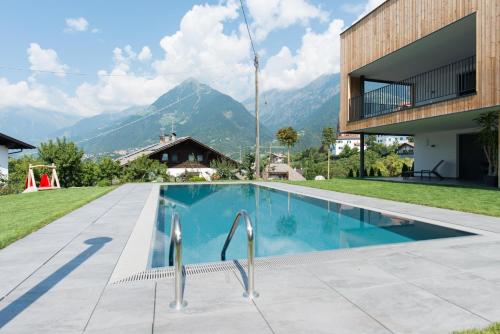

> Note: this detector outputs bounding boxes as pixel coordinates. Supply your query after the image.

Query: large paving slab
[1,182,500,334]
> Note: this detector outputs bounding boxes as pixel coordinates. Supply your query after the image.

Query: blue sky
[0,0,381,116]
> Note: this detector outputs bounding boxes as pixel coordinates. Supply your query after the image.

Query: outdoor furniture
[409,160,445,180]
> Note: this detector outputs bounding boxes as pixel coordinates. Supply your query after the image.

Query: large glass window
[171,153,178,162]
[197,154,204,162]
[161,153,168,162]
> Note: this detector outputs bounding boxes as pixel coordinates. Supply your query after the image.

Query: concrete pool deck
[1,182,500,333]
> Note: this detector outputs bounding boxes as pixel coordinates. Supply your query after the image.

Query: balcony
[349,56,476,122]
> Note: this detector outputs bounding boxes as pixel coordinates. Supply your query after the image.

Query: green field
[285,178,500,217]
[0,187,116,249]
[454,323,500,334]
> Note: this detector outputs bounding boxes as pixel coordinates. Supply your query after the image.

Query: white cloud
[138,46,152,61]
[262,19,344,90]
[356,0,385,21]
[1,1,348,117]
[65,17,89,32]
[27,43,69,77]
[341,3,365,14]
[152,0,254,100]
[246,0,329,41]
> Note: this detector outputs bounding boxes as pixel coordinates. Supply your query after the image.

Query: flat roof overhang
[347,106,500,136]
[350,13,476,82]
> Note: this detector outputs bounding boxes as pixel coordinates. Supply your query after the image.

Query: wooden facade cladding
[339,0,500,133]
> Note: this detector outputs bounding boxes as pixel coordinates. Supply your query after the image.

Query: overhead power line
[76,91,198,144]
[239,0,257,57]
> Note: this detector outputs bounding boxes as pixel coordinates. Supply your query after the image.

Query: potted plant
[474,112,498,186]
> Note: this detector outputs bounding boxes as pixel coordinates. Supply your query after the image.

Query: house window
[188,153,195,162]
[161,153,169,162]
[197,154,204,162]
[171,153,178,162]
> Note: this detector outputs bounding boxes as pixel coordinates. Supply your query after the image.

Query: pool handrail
[169,212,187,309]
[221,210,259,299]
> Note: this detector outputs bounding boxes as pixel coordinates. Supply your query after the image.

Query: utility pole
[254,54,260,179]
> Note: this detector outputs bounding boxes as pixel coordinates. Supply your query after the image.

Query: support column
[498,111,500,188]
[360,133,365,178]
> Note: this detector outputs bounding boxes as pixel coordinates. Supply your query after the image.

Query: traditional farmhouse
[117,132,238,179]
[0,132,35,180]
[340,0,500,186]
[396,143,415,158]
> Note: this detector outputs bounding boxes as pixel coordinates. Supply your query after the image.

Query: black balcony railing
[349,56,476,121]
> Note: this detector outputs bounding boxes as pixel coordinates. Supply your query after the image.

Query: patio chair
[410,160,445,180]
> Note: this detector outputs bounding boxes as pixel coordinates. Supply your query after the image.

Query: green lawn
[285,178,500,217]
[0,187,116,249]
[454,323,500,334]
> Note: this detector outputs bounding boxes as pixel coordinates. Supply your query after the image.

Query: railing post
[169,213,187,310]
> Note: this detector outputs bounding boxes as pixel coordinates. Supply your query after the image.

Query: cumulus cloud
[138,46,152,61]
[246,0,329,41]
[2,1,348,116]
[355,0,385,21]
[262,19,344,90]
[65,17,89,32]
[152,0,254,99]
[27,43,69,77]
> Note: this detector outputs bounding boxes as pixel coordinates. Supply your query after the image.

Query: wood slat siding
[339,0,500,133]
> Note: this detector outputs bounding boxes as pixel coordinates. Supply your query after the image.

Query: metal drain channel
[113,250,348,284]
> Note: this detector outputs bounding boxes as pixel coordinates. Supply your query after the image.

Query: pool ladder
[168,209,258,311]
[221,210,259,299]
[168,212,187,309]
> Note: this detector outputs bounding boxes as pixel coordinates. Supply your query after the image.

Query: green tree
[276,127,299,168]
[38,138,84,187]
[240,152,255,180]
[97,157,122,183]
[474,111,498,177]
[81,160,99,186]
[321,127,336,179]
[123,156,167,182]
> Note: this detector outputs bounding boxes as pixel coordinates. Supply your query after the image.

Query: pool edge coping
[109,181,499,284]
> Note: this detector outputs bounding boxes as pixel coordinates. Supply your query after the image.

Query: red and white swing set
[23,163,61,193]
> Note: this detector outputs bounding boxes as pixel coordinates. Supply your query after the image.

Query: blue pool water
[149,184,473,267]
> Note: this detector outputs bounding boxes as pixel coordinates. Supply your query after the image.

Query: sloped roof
[116,136,238,166]
[0,132,35,149]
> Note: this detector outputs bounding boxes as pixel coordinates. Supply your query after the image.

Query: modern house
[117,132,238,179]
[375,135,410,146]
[333,134,363,156]
[0,132,35,179]
[339,0,500,186]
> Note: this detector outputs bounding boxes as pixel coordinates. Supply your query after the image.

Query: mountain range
[244,73,340,149]
[1,73,340,155]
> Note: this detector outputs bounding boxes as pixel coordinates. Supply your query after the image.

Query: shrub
[188,176,206,182]
[377,169,382,177]
[347,169,354,178]
[369,167,375,177]
[38,138,84,187]
[210,159,237,180]
[97,157,122,183]
[122,156,167,182]
[355,169,359,177]
[97,179,112,187]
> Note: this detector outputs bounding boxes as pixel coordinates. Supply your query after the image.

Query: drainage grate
[113,250,352,284]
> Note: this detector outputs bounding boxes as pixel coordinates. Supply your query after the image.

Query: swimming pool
[149,184,473,267]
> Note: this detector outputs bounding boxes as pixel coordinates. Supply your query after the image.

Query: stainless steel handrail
[169,212,187,309]
[221,210,259,299]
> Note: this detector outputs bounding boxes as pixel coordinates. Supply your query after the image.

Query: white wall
[0,145,8,179]
[414,128,479,178]
[167,168,216,177]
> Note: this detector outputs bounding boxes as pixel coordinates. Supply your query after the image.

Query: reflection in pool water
[149,184,473,267]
